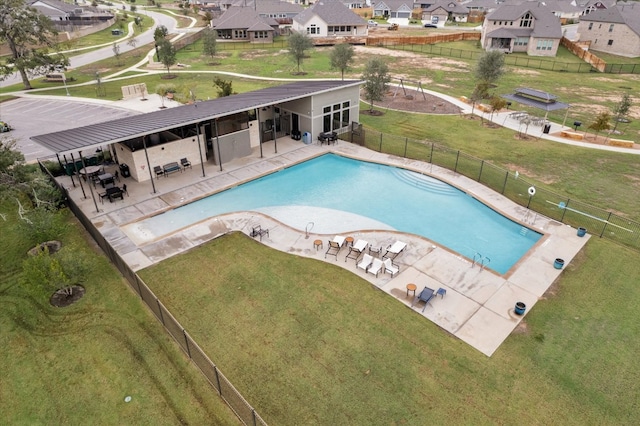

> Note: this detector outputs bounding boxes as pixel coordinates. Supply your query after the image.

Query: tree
[202,28,218,63]
[469,82,489,115]
[156,84,169,108]
[488,95,507,121]
[611,92,632,133]
[588,111,611,141]
[127,35,138,50]
[361,58,390,112]
[213,77,233,97]
[0,0,69,90]
[474,50,506,86]
[157,39,177,75]
[153,25,168,61]
[330,43,355,80]
[288,31,313,74]
[112,43,121,65]
[202,11,213,25]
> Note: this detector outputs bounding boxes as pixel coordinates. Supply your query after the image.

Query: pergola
[501,87,570,124]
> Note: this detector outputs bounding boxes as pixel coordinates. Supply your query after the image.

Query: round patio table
[78,165,102,176]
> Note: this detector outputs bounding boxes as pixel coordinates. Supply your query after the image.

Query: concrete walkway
[59,138,589,357]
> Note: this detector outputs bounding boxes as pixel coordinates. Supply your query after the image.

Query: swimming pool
[128,154,542,274]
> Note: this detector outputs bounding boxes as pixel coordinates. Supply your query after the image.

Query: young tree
[202,11,213,25]
[202,28,218,63]
[588,111,611,141]
[213,77,233,97]
[127,35,138,50]
[475,50,506,86]
[488,95,507,121]
[330,43,355,80]
[469,82,489,115]
[153,25,169,61]
[611,92,632,133]
[157,39,177,75]
[112,43,121,65]
[288,31,313,74]
[0,0,69,89]
[156,84,169,108]
[361,58,390,112]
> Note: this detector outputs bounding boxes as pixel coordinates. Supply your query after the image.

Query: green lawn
[0,203,239,425]
[138,232,640,424]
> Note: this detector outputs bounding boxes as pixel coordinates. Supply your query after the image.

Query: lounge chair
[332,235,346,247]
[367,258,384,277]
[411,286,435,312]
[382,241,407,260]
[154,166,164,179]
[250,225,269,241]
[325,240,342,260]
[357,254,373,271]
[181,158,192,170]
[345,239,368,262]
[383,258,399,277]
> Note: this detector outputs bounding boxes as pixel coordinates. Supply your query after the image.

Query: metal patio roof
[501,87,569,112]
[31,80,363,156]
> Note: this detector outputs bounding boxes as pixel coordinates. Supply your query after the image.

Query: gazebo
[501,87,570,125]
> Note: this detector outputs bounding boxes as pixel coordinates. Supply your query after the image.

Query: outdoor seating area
[162,162,182,177]
[98,185,127,203]
[411,286,436,312]
[345,239,368,263]
[318,131,338,145]
[382,241,407,260]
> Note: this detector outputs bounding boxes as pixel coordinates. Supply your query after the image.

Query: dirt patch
[50,285,85,308]
[363,87,461,115]
[353,45,469,73]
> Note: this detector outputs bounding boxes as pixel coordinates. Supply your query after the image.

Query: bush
[17,207,69,246]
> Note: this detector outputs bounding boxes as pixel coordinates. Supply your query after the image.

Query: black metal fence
[342,125,640,250]
[39,162,268,426]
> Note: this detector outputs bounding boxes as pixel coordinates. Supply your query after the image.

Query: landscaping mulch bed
[363,87,461,115]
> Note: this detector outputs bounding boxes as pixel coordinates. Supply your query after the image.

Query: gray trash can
[302,132,311,145]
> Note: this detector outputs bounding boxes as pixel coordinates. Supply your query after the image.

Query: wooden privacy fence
[561,37,606,72]
[367,32,480,46]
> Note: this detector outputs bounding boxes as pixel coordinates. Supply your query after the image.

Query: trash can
[302,132,311,145]
[119,163,130,178]
[577,227,587,237]
[543,124,551,134]
[514,302,526,315]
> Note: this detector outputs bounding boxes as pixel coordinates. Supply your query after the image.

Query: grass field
[0,203,239,425]
[138,232,640,424]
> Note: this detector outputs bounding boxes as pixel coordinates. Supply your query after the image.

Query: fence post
[478,160,484,182]
[501,170,509,194]
[600,212,612,237]
[183,330,191,358]
[214,365,222,395]
[560,198,570,222]
[156,299,165,324]
[429,142,434,163]
[404,137,408,158]
[454,150,460,173]
[252,409,257,426]
[379,133,383,152]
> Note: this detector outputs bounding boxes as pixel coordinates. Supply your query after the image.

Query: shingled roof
[212,7,278,30]
[579,3,640,37]
[486,3,562,39]
[294,1,366,26]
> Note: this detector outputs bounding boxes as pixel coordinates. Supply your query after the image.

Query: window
[536,39,553,51]
[322,101,350,132]
[609,24,614,32]
[234,30,246,38]
[588,23,593,30]
[514,37,528,46]
[520,13,532,28]
[607,39,613,46]
[307,24,319,34]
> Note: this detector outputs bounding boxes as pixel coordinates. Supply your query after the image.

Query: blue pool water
[133,154,542,274]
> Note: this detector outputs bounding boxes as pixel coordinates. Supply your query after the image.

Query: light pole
[62,73,70,96]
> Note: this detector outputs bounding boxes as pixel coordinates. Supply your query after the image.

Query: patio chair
[181,157,192,170]
[345,239,368,262]
[412,286,435,312]
[383,258,399,277]
[382,241,407,260]
[122,184,128,196]
[357,253,373,272]
[250,225,269,241]
[325,240,342,260]
[367,258,384,278]
[332,235,346,247]
[154,166,164,179]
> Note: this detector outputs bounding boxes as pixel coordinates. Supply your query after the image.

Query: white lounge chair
[367,258,384,277]
[357,254,373,271]
[383,258,399,277]
[383,241,407,260]
[333,235,346,247]
[345,239,368,262]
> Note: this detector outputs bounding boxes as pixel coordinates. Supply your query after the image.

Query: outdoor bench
[608,138,634,148]
[163,162,182,176]
[560,131,584,140]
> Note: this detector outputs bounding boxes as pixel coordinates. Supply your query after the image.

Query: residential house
[574,0,616,16]
[211,7,279,42]
[28,0,113,27]
[542,0,582,24]
[372,0,414,23]
[254,0,304,29]
[577,3,640,57]
[421,1,469,25]
[481,3,562,56]
[292,1,368,38]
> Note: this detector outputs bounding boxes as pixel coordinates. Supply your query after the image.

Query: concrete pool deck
[59,138,589,357]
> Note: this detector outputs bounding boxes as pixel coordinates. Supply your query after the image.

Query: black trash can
[119,163,130,178]
[543,124,551,134]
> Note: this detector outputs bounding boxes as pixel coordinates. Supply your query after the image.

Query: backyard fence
[39,161,268,426]
[341,124,640,250]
